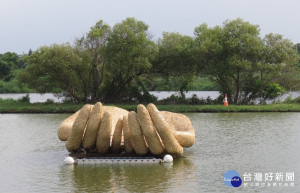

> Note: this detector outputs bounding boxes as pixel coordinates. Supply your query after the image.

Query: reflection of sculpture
[62,157,195,192]
[58,103,195,157]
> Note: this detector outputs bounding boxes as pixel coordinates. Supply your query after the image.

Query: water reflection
[61,157,195,192]
[73,165,113,192]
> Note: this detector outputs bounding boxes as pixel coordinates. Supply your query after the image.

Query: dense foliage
[1,18,299,104]
[194,19,299,104]
[0,52,31,92]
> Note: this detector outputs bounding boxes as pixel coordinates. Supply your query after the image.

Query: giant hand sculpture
[58,103,195,157]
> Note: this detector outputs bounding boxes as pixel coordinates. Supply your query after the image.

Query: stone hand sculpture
[58,102,195,157]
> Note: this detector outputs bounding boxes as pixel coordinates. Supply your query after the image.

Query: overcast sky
[0,0,299,54]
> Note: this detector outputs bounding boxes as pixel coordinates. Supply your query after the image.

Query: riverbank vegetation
[1,96,300,113]
[1,18,299,104]
[1,102,300,113]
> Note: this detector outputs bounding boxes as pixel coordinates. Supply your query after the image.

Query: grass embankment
[1,100,300,113]
[0,102,83,113]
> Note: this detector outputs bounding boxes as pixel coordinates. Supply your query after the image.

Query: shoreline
[0,103,300,113]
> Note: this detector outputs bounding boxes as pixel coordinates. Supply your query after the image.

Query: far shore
[0,103,300,114]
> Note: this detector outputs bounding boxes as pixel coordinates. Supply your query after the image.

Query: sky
[0,0,299,54]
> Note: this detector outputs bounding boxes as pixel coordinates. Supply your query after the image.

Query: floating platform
[75,157,162,165]
[67,150,167,165]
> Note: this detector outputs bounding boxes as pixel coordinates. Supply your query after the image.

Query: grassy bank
[1,101,300,113]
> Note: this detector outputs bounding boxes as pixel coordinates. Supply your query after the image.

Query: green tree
[101,17,157,102]
[194,18,299,104]
[262,33,300,91]
[296,43,300,54]
[18,21,111,102]
[18,18,157,103]
[18,44,93,101]
[75,20,111,101]
[153,32,196,97]
[28,49,33,56]
[0,52,19,81]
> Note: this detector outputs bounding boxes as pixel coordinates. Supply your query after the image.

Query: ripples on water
[0,113,299,192]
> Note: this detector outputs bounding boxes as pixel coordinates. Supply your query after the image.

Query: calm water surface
[0,113,299,192]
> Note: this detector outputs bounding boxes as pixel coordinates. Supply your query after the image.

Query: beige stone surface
[82,102,103,150]
[128,111,148,155]
[111,118,123,153]
[122,115,134,154]
[65,104,92,151]
[147,104,183,156]
[96,112,112,154]
[58,102,196,155]
[58,105,127,141]
[57,110,79,141]
[161,111,195,147]
[174,131,195,148]
[137,104,165,155]
[102,106,128,135]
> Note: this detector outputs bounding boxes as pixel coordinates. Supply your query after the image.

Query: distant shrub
[62,97,76,104]
[283,96,300,104]
[187,94,206,105]
[205,96,214,105]
[0,98,18,105]
[45,99,55,104]
[159,94,181,104]
[0,79,32,93]
[18,94,30,103]
[295,96,300,104]
[264,83,285,100]
[283,95,292,104]
[138,92,157,103]
[158,93,221,105]
[190,94,202,104]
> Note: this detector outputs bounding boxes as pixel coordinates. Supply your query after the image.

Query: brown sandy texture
[102,106,128,135]
[122,115,134,154]
[82,102,103,150]
[137,104,165,155]
[147,104,183,156]
[128,111,148,155]
[57,105,127,141]
[111,118,123,153]
[161,111,195,147]
[65,104,92,151]
[57,110,79,141]
[96,112,112,154]
[174,131,195,148]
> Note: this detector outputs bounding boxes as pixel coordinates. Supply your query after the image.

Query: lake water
[0,91,299,103]
[0,113,299,192]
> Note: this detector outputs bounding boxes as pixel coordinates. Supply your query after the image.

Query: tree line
[0,51,33,93]
[1,18,300,104]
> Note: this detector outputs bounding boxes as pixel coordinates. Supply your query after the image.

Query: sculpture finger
[82,102,103,150]
[137,104,165,155]
[66,104,92,151]
[57,110,79,141]
[96,112,112,154]
[161,111,195,147]
[128,111,148,155]
[111,118,123,153]
[122,115,134,154]
[147,104,183,156]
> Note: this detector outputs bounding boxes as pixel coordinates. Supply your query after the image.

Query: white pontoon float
[64,152,173,165]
